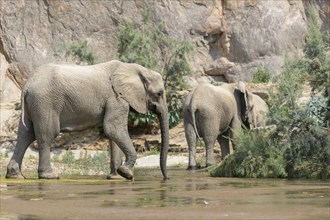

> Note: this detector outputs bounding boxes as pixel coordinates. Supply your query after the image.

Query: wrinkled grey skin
[6,60,169,180]
[183,82,254,169]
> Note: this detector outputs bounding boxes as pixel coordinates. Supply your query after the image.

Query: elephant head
[110,62,169,180]
[236,82,255,129]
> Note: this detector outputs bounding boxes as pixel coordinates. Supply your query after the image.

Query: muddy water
[0,168,329,220]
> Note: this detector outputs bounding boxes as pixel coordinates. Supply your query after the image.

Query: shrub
[284,109,330,179]
[304,4,325,60]
[251,67,271,83]
[62,40,96,65]
[267,57,307,126]
[210,129,287,178]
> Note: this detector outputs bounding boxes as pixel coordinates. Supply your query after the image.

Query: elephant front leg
[103,101,136,180]
[107,141,125,180]
[104,132,137,180]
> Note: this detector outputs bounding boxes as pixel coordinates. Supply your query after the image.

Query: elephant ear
[236,81,252,127]
[110,63,148,114]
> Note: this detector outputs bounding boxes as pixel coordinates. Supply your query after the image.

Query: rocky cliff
[0,0,329,151]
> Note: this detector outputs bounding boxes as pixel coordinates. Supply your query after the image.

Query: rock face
[0,0,328,151]
[1,0,322,90]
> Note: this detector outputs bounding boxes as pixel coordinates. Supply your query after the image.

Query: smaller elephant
[249,93,269,128]
[236,82,269,129]
[183,82,260,169]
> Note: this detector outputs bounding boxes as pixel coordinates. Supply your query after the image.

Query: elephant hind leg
[33,117,60,179]
[184,121,199,170]
[6,119,35,179]
[218,130,230,160]
[203,135,217,167]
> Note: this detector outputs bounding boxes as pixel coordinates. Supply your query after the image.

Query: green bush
[268,57,307,126]
[284,109,330,179]
[251,67,271,83]
[210,129,287,178]
[117,8,193,128]
[304,4,325,60]
[62,40,96,65]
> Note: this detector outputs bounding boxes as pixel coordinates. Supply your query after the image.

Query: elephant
[183,82,259,169]
[6,60,169,180]
[249,93,269,128]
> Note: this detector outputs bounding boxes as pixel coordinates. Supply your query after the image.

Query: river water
[0,168,329,219]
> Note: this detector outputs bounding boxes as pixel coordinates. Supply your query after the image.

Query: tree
[304,4,330,127]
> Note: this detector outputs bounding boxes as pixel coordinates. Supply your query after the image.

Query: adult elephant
[6,60,169,180]
[183,82,256,169]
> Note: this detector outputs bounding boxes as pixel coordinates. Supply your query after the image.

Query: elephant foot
[6,161,25,179]
[187,166,197,171]
[116,165,134,181]
[206,163,215,168]
[187,164,201,171]
[6,172,25,179]
[106,173,125,180]
[39,172,59,179]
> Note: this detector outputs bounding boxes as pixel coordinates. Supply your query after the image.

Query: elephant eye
[157,91,163,97]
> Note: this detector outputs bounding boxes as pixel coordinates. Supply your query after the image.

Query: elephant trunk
[157,105,169,181]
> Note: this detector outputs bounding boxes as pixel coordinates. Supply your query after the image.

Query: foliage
[251,67,271,83]
[267,58,307,126]
[284,109,330,179]
[210,129,287,178]
[62,40,96,65]
[128,111,157,128]
[147,147,159,156]
[304,4,330,127]
[117,20,158,69]
[307,96,328,126]
[117,7,194,128]
[168,91,184,128]
[304,5,325,60]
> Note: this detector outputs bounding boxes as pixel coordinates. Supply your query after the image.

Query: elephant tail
[190,103,201,139]
[21,90,27,127]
